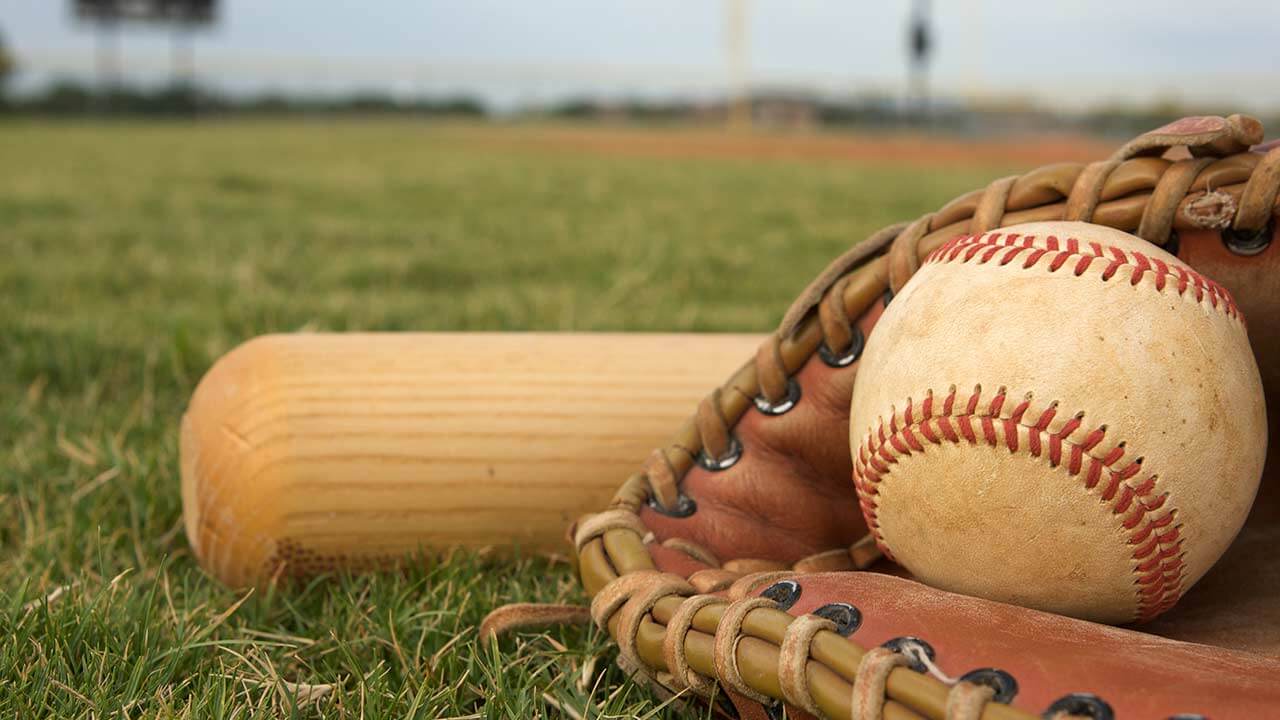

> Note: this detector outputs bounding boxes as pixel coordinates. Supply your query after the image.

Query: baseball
[849,221,1266,624]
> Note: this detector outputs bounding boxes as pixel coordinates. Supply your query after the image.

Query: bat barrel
[181,332,759,587]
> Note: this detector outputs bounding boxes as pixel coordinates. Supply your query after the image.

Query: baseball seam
[926,231,1242,322]
[853,385,1186,622]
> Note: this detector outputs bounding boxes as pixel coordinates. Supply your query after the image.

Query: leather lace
[484,114,1280,720]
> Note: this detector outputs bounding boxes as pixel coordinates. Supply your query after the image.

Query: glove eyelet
[812,602,862,636]
[1223,220,1274,256]
[647,492,697,518]
[760,580,802,610]
[697,436,742,471]
[1043,693,1114,720]
[881,636,935,672]
[755,378,801,415]
[958,668,1018,704]
[818,326,865,368]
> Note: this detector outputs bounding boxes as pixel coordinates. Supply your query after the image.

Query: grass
[0,118,1019,718]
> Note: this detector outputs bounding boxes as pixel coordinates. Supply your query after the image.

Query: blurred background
[2,0,1277,132]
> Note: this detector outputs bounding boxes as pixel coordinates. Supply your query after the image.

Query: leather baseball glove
[483,115,1280,719]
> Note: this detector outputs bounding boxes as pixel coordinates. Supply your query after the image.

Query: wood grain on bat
[181,332,760,587]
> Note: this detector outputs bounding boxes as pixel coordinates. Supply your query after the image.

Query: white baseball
[849,221,1266,624]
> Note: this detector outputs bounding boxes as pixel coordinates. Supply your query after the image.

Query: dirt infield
[465,123,1117,168]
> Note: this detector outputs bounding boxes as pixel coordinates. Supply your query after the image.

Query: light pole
[725,0,750,130]
[907,0,933,121]
[73,1,219,112]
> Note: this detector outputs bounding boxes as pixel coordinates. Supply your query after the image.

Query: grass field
[0,118,1037,718]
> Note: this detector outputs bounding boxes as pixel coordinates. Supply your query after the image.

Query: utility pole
[907,0,933,121]
[725,0,750,131]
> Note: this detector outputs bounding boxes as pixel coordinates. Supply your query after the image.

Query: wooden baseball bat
[181,332,760,587]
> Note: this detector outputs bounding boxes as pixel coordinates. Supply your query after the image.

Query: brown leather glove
[486,115,1280,719]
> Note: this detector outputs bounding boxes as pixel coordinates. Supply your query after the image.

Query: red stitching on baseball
[925,232,1242,321]
[852,385,1187,622]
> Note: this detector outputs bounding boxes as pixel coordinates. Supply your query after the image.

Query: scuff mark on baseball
[850,221,1266,624]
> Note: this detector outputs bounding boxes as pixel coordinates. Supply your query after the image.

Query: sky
[2,0,1278,112]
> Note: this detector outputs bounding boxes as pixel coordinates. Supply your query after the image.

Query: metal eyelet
[1043,693,1115,720]
[760,580,802,610]
[1223,221,1274,256]
[647,493,697,518]
[958,668,1018,704]
[818,326,865,368]
[697,436,742,471]
[812,602,862,636]
[881,636,935,672]
[755,378,801,415]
